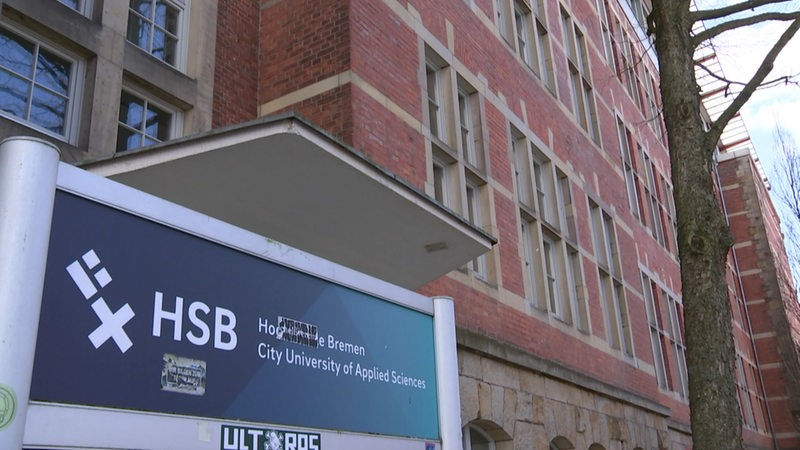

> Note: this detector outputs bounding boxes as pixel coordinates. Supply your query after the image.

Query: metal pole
[433,296,463,450]
[0,137,60,449]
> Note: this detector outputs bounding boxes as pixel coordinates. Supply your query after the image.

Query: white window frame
[57,0,94,16]
[127,0,189,70]
[0,22,83,144]
[514,0,532,66]
[562,9,599,142]
[457,77,484,171]
[495,0,513,44]
[515,129,584,324]
[590,202,633,356]
[116,86,182,153]
[617,118,641,220]
[426,60,444,142]
[466,180,488,280]
[463,424,496,450]
[642,274,668,389]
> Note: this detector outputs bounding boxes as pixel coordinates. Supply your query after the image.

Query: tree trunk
[650,1,744,449]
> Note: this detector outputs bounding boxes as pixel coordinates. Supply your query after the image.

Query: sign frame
[15,161,461,450]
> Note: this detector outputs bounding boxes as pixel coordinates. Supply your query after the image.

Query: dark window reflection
[127,0,180,66]
[0,27,73,136]
[116,90,173,153]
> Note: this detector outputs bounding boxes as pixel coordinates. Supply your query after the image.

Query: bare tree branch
[693,0,794,22]
[694,11,800,45]
[695,60,800,91]
[706,17,800,146]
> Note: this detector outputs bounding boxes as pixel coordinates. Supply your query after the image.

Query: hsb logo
[66,249,238,354]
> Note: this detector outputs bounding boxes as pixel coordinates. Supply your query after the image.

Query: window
[667,294,688,397]
[561,9,599,142]
[640,151,665,245]
[457,77,485,170]
[590,202,633,356]
[0,25,80,141]
[127,0,184,67]
[495,0,513,44]
[645,72,666,141]
[617,118,641,219]
[463,424,496,450]
[514,128,586,328]
[532,0,555,92]
[514,1,533,66]
[626,0,649,32]
[513,128,534,210]
[642,274,669,390]
[116,89,178,152]
[597,0,613,63]
[425,49,451,145]
[511,0,554,91]
[424,49,491,282]
[466,179,488,280]
[58,0,92,16]
[661,174,678,252]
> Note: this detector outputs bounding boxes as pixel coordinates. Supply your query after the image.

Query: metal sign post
[0,137,60,450]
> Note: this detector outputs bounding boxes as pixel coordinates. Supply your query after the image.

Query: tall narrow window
[542,234,560,316]
[514,1,532,66]
[466,180,488,280]
[128,0,184,67]
[617,119,641,219]
[0,26,80,140]
[495,0,513,44]
[643,275,668,389]
[597,0,613,63]
[667,295,688,397]
[515,129,583,325]
[424,50,491,283]
[116,89,176,152]
[457,77,484,170]
[533,0,555,92]
[591,202,633,356]
[513,128,534,210]
[562,9,599,142]
[426,61,443,141]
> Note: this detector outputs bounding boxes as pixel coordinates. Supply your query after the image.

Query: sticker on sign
[221,425,320,450]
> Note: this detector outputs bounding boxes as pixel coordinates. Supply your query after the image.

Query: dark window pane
[30,86,67,134]
[0,70,30,118]
[0,28,35,78]
[151,30,176,64]
[116,126,141,152]
[36,49,71,96]
[157,1,180,34]
[144,103,170,140]
[58,0,80,10]
[127,14,151,50]
[119,91,145,130]
[130,0,153,19]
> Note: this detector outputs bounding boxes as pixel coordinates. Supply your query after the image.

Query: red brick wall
[259,0,352,106]
[213,0,260,127]
[719,154,800,449]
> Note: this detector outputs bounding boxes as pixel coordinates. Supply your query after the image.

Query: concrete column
[0,137,60,449]
[433,296,463,450]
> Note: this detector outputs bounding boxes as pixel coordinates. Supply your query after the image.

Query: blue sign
[31,190,439,439]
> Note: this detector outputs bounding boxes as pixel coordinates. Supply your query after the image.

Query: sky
[695,1,800,172]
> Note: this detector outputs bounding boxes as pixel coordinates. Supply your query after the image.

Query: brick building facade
[1,0,798,448]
